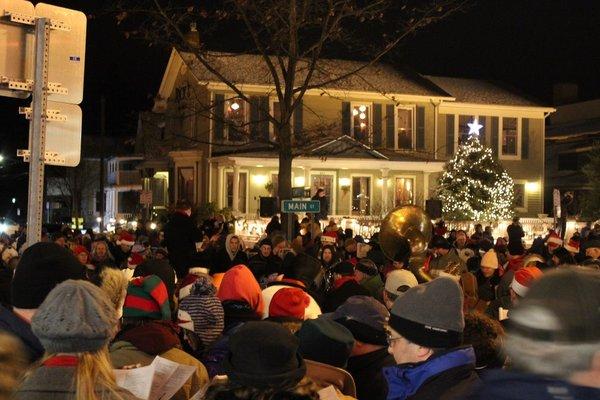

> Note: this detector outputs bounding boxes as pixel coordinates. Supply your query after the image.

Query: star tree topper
[468,118,483,137]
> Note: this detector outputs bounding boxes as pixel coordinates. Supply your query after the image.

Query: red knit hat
[511,267,542,298]
[127,253,144,269]
[268,288,310,320]
[564,237,580,254]
[547,231,563,247]
[118,232,135,247]
[72,245,89,263]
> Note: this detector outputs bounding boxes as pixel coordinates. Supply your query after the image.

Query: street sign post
[0,1,86,246]
[281,200,321,213]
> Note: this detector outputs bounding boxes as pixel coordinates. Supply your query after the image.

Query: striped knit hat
[178,275,225,347]
[123,275,171,321]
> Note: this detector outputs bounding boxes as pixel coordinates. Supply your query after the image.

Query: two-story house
[138,49,554,219]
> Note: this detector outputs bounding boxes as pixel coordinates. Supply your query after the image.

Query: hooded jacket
[211,235,248,274]
[384,347,480,400]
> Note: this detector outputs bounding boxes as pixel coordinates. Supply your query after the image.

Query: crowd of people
[0,203,598,400]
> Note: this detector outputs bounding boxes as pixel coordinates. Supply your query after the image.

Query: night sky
[1,0,599,217]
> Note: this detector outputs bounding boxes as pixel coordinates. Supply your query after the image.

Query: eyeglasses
[386,332,403,345]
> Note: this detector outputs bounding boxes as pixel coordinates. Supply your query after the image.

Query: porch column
[381,168,389,214]
[304,167,311,189]
[217,166,224,208]
[423,172,430,207]
[232,164,240,213]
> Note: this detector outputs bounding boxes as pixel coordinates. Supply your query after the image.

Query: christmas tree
[436,120,515,221]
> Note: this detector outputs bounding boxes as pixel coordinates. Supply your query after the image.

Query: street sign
[18,101,82,166]
[281,200,321,213]
[0,0,35,98]
[36,3,86,104]
[140,190,152,205]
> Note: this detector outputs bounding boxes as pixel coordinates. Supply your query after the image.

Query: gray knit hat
[389,277,464,348]
[32,280,118,353]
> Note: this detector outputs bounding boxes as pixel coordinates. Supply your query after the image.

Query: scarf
[119,320,181,355]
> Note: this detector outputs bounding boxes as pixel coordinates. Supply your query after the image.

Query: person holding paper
[15,280,140,400]
[110,275,209,400]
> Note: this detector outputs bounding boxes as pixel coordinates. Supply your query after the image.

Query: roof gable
[309,135,388,159]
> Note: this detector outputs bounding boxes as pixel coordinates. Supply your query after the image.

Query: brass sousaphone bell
[379,205,433,281]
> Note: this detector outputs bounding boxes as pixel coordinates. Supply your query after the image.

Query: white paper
[115,356,197,400]
[499,307,509,321]
[114,364,155,400]
[318,385,340,400]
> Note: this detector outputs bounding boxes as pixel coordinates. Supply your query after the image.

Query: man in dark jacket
[247,238,280,283]
[0,242,86,363]
[332,296,395,400]
[312,188,329,221]
[385,277,480,400]
[471,268,600,400]
[324,261,370,312]
[163,200,203,278]
[507,216,525,245]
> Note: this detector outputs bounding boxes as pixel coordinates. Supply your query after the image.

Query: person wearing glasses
[383,277,480,400]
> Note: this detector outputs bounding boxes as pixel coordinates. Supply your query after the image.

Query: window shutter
[373,103,382,147]
[479,116,486,145]
[386,104,395,148]
[416,106,425,150]
[445,114,455,156]
[491,116,499,157]
[521,118,529,159]
[342,102,351,136]
[250,96,260,139]
[214,93,224,141]
[294,99,303,141]
[259,96,270,140]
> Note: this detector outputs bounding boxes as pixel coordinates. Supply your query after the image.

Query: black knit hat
[296,317,354,368]
[430,236,451,250]
[331,261,355,276]
[223,321,306,389]
[331,295,389,346]
[355,259,378,276]
[11,242,86,309]
[285,253,321,286]
[389,277,464,349]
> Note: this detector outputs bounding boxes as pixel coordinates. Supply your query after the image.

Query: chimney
[185,22,200,50]
[552,83,578,105]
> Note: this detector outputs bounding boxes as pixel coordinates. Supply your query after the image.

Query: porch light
[359,105,367,112]
[294,176,305,187]
[252,174,268,185]
[339,177,351,188]
[525,181,540,193]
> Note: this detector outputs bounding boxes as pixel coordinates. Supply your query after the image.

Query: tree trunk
[278,122,294,241]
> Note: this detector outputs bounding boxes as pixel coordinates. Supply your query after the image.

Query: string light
[437,136,515,221]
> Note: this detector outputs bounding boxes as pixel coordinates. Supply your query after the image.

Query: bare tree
[113,0,468,233]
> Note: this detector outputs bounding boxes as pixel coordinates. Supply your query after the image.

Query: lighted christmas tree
[436,119,515,221]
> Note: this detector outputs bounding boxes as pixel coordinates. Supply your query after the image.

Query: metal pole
[26,18,50,247]
[99,96,106,231]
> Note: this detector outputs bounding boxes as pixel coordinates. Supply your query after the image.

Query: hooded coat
[211,234,248,274]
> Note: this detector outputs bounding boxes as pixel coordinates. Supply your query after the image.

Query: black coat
[211,247,248,274]
[247,253,281,280]
[312,195,329,220]
[163,212,203,278]
[408,364,480,400]
[507,223,525,244]
[324,279,371,312]
[347,347,395,400]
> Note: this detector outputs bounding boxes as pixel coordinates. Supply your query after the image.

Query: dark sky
[1,0,600,216]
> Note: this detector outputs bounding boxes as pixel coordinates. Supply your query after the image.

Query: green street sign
[281,200,321,213]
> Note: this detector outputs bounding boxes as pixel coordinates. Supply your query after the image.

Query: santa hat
[117,232,135,247]
[564,237,580,254]
[511,267,542,298]
[127,253,144,269]
[547,231,563,247]
[268,287,310,321]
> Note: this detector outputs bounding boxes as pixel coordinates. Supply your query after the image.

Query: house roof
[309,135,388,159]
[179,51,451,98]
[546,117,600,140]
[425,76,546,107]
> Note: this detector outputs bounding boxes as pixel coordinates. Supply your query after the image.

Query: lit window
[458,115,475,145]
[351,104,371,144]
[501,117,518,156]
[352,176,371,215]
[394,177,414,206]
[397,107,414,149]
[225,98,249,141]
